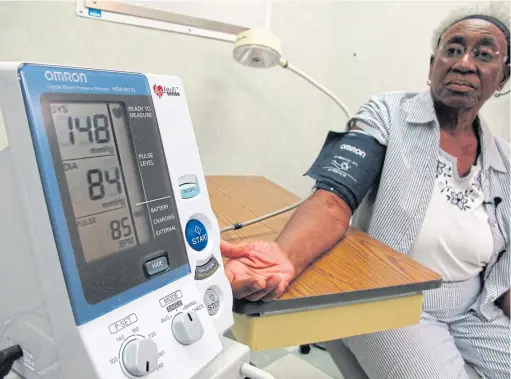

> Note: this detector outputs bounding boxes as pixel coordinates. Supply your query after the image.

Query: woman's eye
[476,50,494,62]
[446,46,463,56]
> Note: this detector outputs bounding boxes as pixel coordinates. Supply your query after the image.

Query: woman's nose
[452,51,477,73]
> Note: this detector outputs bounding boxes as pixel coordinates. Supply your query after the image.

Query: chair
[305,341,482,379]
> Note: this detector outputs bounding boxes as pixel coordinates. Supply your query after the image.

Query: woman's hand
[220,239,296,302]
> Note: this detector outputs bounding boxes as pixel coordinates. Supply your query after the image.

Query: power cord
[240,363,276,379]
[0,345,23,379]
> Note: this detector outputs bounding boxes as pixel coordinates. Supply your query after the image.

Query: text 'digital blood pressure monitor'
[2,63,233,379]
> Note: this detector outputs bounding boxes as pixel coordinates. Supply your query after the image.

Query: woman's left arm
[496,290,510,317]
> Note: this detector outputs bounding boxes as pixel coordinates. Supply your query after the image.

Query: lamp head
[233,29,283,68]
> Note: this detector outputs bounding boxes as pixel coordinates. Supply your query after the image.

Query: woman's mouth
[446,81,474,92]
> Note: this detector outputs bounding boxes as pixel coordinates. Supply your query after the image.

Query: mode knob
[122,338,158,377]
[171,311,204,345]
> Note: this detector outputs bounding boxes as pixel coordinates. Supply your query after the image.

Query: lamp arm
[279,58,352,120]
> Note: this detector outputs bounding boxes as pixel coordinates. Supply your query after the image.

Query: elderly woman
[220,3,510,379]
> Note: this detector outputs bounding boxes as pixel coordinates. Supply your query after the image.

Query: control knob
[122,338,158,377]
[172,311,204,345]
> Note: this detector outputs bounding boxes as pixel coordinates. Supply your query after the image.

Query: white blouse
[408,149,494,281]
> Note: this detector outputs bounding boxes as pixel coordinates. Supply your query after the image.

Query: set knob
[120,311,204,376]
[122,338,158,377]
[171,311,204,345]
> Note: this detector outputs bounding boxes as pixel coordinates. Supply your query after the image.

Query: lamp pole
[278,58,351,119]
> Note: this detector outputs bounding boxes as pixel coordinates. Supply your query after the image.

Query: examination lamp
[233,29,352,120]
[221,29,352,233]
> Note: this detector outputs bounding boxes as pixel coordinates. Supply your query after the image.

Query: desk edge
[233,278,442,315]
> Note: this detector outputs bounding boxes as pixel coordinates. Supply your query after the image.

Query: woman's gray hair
[431,2,510,53]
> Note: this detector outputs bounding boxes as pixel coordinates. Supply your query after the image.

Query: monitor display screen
[19,64,192,308]
[50,102,152,262]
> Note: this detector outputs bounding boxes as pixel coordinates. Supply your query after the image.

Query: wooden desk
[206,175,442,351]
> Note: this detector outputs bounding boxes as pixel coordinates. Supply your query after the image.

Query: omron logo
[340,144,366,158]
[44,71,87,83]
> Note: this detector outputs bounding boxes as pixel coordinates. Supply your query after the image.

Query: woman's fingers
[244,275,282,302]
[260,279,287,302]
[220,240,247,258]
[224,265,235,283]
[230,276,266,299]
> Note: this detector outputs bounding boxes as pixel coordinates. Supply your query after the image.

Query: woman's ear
[499,63,510,90]
[429,54,435,81]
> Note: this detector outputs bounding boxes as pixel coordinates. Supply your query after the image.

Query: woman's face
[429,19,509,109]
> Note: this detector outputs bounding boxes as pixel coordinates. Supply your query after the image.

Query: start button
[185,219,208,251]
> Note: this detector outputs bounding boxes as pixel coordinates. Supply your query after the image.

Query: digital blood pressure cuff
[304,130,386,212]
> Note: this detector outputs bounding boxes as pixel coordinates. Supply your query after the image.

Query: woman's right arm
[276,188,353,278]
[221,188,354,301]
[222,95,392,300]
[222,129,385,301]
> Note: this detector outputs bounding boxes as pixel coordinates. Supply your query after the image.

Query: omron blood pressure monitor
[0,63,232,379]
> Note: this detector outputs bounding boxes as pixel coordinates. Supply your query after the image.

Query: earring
[427,79,431,86]
[494,90,502,97]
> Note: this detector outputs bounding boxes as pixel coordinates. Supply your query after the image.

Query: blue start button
[185,219,208,251]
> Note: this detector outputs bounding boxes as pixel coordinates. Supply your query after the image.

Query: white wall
[0,1,509,198]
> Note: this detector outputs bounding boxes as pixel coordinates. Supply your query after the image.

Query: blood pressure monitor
[0,63,233,379]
